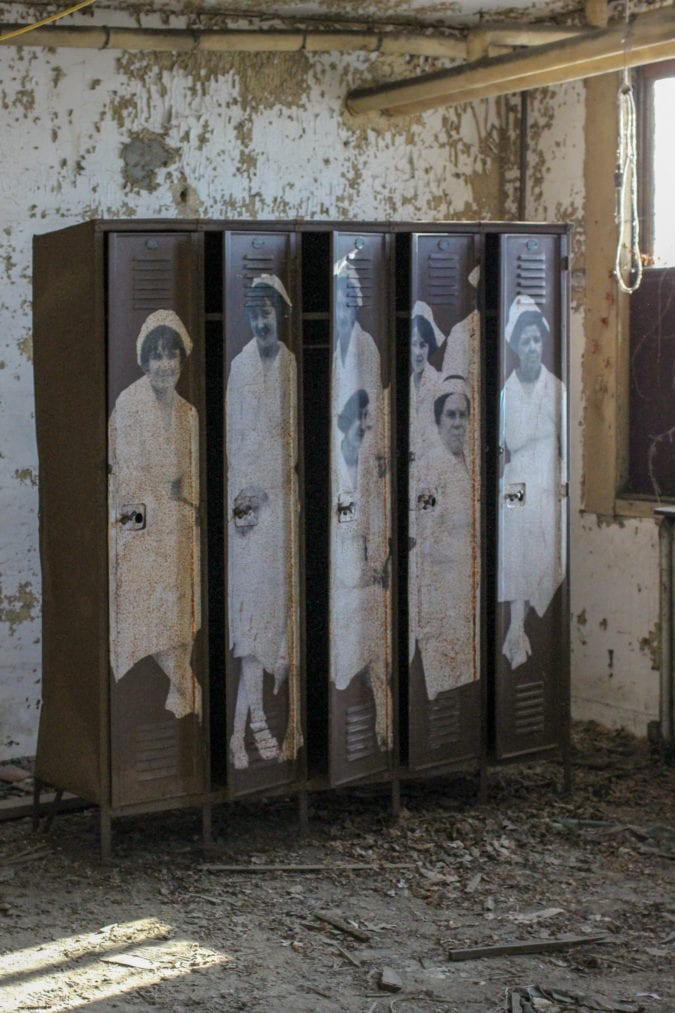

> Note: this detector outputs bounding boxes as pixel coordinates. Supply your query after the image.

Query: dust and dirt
[0,722,673,1012]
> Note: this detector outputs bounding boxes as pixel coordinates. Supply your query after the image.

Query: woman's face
[515,323,543,381]
[411,326,430,376]
[146,340,181,395]
[344,404,371,455]
[249,297,279,353]
[438,393,469,456]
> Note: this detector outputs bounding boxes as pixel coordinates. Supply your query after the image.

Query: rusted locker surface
[494,232,569,760]
[407,233,482,771]
[329,231,395,785]
[34,222,109,803]
[107,231,207,808]
[223,230,305,796]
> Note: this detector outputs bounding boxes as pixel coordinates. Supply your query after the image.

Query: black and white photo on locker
[226,271,302,773]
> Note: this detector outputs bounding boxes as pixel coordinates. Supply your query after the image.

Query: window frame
[637,58,675,269]
[583,67,675,518]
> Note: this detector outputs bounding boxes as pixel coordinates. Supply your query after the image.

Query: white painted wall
[525,81,661,736]
[0,9,504,760]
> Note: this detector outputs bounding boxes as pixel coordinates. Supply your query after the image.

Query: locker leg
[478,760,489,804]
[32,777,43,832]
[390,777,401,819]
[298,790,309,832]
[561,742,573,796]
[202,804,215,853]
[43,788,64,832]
[99,808,112,864]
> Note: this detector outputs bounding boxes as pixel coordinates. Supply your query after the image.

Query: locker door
[407,233,482,771]
[223,231,305,796]
[494,233,569,760]
[329,231,395,785]
[107,231,206,808]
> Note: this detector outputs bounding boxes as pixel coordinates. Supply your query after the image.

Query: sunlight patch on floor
[0,916,233,1011]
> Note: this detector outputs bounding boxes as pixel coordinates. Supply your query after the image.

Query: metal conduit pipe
[0,20,590,57]
[518,90,528,222]
[654,507,675,758]
[0,23,467,56]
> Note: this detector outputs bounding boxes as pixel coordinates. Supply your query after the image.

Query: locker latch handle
[417,488,437,512]
[337,493,356,523]
[504,483,526,505]
[118,504,146,529]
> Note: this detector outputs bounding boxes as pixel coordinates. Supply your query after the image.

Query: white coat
[330,322,390,690]
[226,338,299,675]
[498,364,567,617]
[108,375,201,680]
[408,365,442,664]
[414,428,477,699]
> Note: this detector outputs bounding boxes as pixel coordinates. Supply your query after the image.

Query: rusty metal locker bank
[32,219,571,856]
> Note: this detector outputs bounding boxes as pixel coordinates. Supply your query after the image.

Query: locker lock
[417,488,437,512]
[504,483,526,505]
[118,504,146,529]
[337,493,357,523]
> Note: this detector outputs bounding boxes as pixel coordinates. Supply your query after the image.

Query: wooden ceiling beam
[347,6,675,116]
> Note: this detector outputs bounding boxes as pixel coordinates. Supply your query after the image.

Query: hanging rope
[614,4,643,294]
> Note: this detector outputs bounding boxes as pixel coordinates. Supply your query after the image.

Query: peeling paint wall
[2,5,661,758]
[524,79,660,736]
[0,8,507,760]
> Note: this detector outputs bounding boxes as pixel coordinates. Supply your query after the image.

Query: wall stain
[639,623,660,671]
[171,178,201,216]
[122,130,178,191]
[17,334,33,363]
[14,468,38,488]
[0,580,38,636]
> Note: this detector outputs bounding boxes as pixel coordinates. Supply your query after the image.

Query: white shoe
[230,733,249,770]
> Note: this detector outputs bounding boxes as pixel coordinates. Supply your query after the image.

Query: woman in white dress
[415,376,476,697]
[226,274,300,769]
[108,310,201,721]
[498,295,567,670]
[330,257,392,751]
[408,311,441,666]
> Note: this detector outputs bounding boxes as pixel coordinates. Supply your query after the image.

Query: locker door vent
[242,252,275,287]
[425,251,459,307]
[345,700,376,763]
[515,253,546,303]
[514,681,545,736]
[132,257,173,311]
[429,693,461,751]
[346,254,374,309]
[135,723,178,782]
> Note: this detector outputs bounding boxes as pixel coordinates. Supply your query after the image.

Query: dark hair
[509,309,547,350]
[411,314,438,356]
[434,390,471,427]
[139,326,187,371]
[337,388,369,433]
[245,283,288,323]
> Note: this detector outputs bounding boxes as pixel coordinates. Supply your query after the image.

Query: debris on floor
[0,722,672,1012]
